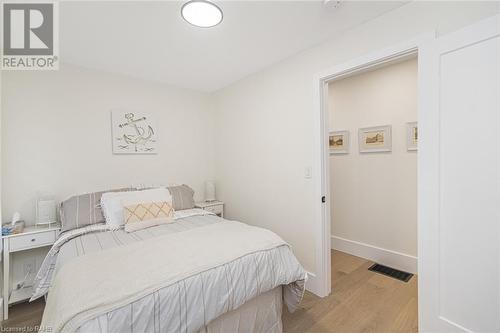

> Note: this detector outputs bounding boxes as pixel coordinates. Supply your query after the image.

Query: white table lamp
[205,181,216,202]
[36,196,57,226]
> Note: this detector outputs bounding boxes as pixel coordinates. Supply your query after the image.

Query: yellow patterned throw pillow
[123,201,174,232]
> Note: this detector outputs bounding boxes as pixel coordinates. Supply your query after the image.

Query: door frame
[310,32,434,298]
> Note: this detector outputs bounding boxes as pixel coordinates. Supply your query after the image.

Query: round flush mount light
[181,0,223,28]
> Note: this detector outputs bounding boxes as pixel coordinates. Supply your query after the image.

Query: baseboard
[331,235,417,274]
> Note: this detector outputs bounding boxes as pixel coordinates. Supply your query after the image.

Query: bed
[32,207,307,333]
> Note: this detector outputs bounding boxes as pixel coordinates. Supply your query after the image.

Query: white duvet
[37,214,306,333]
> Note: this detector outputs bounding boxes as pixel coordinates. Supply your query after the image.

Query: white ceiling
[60,1,407,92]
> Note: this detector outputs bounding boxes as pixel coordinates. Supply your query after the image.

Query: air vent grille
[368,263,413,282]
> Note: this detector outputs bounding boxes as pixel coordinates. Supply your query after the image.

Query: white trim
[304,271,322,296]
[416,32,438,332]
[312,32,434,299]
[331,236,417,274]
[312,74,331,298]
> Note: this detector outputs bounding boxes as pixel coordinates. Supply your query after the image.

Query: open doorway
[326,56,418,328]
[328,57,418,274]
[311,36,430,300]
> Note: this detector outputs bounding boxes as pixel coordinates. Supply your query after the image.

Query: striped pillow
[167,185,195,210]
[60,188,130,233]
[123,201,174,232]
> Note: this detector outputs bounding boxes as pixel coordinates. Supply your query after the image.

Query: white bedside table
[2,225,60,320]
[195,201,224,218]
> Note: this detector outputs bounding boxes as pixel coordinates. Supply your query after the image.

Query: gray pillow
[167,185,195,210]
[60,188,130,233]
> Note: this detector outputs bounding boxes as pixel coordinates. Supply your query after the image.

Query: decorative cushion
[167,184,195,210]
[100,188,172,229]
[123,201,174,232]
[60,187,130,233]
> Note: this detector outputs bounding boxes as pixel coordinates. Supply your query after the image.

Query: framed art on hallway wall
[406,122,418,151]
[329,130,350,155]
[358,125,392,153]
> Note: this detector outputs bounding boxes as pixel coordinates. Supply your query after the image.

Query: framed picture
[111,109,158,154]
[406,121,418,151]
[329,130,349,154]
[358,125,392,153]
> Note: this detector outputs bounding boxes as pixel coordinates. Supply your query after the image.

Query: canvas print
[359,125,392,153]
[111,110,157,154]
[407,122,418,151]
[329,130,349,154]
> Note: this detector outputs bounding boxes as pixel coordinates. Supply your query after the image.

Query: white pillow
[101,188,172,229]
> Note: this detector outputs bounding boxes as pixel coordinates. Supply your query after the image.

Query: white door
[419,14,500,333]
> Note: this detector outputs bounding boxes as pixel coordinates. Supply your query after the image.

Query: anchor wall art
[111,110,158,154]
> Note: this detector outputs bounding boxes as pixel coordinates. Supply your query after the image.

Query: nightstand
[195,201,224,218]
[2,225,60,320]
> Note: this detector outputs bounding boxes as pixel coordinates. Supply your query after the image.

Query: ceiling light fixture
[181,0,223,28]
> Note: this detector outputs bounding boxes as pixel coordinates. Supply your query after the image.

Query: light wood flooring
[283,250,418,333]
[1,250,417,332]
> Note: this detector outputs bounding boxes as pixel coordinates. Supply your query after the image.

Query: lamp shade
[36,197,57,225]
[205,181,216,202]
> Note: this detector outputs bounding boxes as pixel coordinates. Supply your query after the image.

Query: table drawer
[9,231,56,252]
[205,205,223,215]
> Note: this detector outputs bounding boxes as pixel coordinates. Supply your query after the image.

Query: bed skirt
[75,287,283,333]
[200,287,283,333]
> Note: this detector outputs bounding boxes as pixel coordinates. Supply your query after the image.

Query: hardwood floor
[0,297,44,330]
[1,250,417,333]
[283,250,418,333]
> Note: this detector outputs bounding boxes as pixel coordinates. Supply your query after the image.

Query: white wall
[1,64,215,289]
[329,59,417,268]
[1,64,214,224]
[212,1,499,274]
